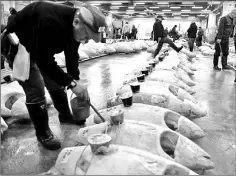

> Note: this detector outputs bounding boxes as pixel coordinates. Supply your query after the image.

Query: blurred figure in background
[170,25,177,36]
[131,25,137,39]
[8,7,17,24]
[164,27,169,37]
[187,22,197,52]
[169,25,180,41]
[213,8,236,70]
[122,22,130,40]
[196,27,204,47]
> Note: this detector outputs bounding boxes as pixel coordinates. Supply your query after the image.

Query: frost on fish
[168,85,197,103]
[1,81,53,119]
[146,70,196,95]
[174,68,196,86]
[77,120,214,171]
[11,97,29,119]
[107,92,207,119]
[178,64,195,76]
[43,144,198,175]
[86,103,205,139]
[179,59,197,71]
[1,92,25,117]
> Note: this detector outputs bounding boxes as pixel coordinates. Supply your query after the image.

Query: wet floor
[1,50,236,175]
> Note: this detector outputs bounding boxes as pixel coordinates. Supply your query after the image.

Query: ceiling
[58,0,224,19]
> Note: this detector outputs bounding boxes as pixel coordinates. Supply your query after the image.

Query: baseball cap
[156,15,164,20]
[77,4,107,42]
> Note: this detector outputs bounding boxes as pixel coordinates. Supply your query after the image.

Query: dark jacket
[6,1,80,87]
[131,27,137,34]
[153,19,164,41]
[216,15,235,41]
[171,27,177,35]
[197,29,204,37]
[187,23,197,38]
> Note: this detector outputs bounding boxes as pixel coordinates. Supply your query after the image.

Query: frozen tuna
[118,80,197,103]
[146,69,196,94]
[43,145,198,175]
[77,120,214,171]
[86,103,205,139]
[107,92,207,119]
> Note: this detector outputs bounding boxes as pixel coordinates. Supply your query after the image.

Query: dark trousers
[213,41,229,67]
[18,62,63,104]
[123,32,130,39]
[188,38,195,52]
[196,36,202,47]
[131,33,137,39]
[154,37,179,57]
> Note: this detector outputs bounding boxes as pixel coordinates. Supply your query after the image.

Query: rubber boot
[221,56,231,70]
[49,88,86,125]
[170,43,183,53]
[213,54,221,71]
[26,99,61,150]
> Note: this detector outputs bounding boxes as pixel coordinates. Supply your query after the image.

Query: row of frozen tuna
[55,39,152,67]
[43,46,215,175]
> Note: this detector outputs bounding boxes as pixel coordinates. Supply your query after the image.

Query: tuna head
[164,111,205,140]
[183,99,207,119]
[177,116,205,139]
[168,85,197,103]
[174,132,215,171]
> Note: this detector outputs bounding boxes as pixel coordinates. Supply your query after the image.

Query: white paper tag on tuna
[61,149,75,164]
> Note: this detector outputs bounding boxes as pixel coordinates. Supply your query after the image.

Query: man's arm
[216,17,225,39]
[64,39,80,81]
[36,18,74,87]
[230,25,235,38]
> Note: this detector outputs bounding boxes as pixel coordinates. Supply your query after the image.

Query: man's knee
[18,81,45,103]
[18,64,46,103]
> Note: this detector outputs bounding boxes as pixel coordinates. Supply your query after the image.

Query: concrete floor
[1,50,235,175]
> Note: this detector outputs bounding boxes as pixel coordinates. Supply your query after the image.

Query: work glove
[71,81,90,102]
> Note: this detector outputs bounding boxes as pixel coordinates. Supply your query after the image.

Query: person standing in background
[8,7,17,24]
[196,27,204,47]
[164,27,169,37]
[170,25,177,36]
[213,8,236,70]
[131,25,137,39]
[187,22,198,52]
[122,22,130,40]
